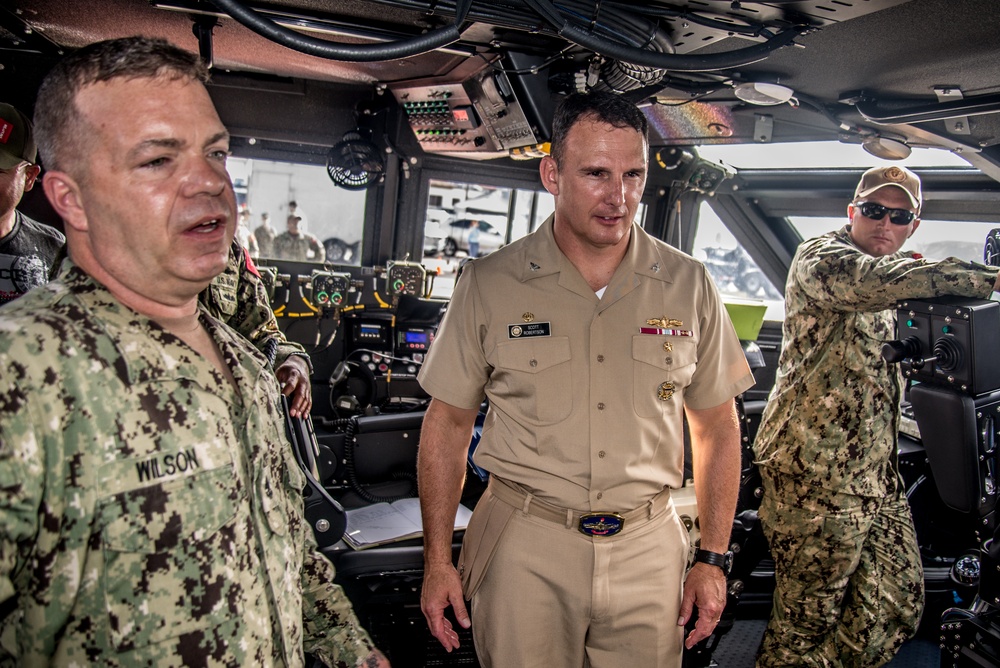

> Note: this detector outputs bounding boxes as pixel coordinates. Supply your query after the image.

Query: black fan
[326,130,385,190]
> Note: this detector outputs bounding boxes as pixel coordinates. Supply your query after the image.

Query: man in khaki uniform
[417,91,754,667]
[753,165,1000,667]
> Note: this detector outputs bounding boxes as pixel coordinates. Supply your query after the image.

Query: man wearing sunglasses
[752,165,1000,667]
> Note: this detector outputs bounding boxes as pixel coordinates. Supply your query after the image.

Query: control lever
[283,395,347,547]
[882,335,964,372]
[881,336,924,365]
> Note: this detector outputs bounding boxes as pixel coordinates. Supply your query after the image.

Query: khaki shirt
[753,226,998,496]
[419,217,754,511]
[0,263,372,667]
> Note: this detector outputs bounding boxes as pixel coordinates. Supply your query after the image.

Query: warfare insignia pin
[523,312,534,322]
[658,381,675,401]
[647,316,684,328]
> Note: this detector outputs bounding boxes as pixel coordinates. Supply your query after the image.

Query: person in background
[0,102,65,304]
[288,199,308,232]
[467,220,480,258]
[236,207,259,258]
[0,35,388,667]
[273,214,325,262]
[753,165,1000,667]
[417,91,754,667]
[201,237,314,417]
[254,210,276,257]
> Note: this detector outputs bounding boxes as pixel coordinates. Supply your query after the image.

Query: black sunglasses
[854,201,917,226]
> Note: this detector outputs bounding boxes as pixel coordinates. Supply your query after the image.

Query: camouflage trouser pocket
[99,465,238,651]
[458,487,515,600]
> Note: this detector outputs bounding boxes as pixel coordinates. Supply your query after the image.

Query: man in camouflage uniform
[273,214,326,262]
[47,234,315,416]
[202,238,313,417]
[255,211,277,257]
[753,165,1000,667]
[0,36,389,667]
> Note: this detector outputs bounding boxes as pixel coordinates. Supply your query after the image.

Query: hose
[210,0,471,62]
[559,21,806,72]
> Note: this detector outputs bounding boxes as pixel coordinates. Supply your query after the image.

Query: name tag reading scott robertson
[508,322,551,338]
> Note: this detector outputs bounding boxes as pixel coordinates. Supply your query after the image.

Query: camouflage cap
[854,165,922,210]
[0,102,37,169]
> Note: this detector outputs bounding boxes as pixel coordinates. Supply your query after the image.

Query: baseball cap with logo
[854,165,922,210]
[0,102,38,170]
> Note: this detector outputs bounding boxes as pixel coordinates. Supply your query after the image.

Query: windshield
[229,157,367,265]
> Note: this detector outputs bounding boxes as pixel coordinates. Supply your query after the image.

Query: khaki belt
[488,476,672,536]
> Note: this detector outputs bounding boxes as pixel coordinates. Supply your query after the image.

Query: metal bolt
[316,519,330,532]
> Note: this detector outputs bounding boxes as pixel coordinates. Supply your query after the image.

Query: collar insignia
[522,312,534,322]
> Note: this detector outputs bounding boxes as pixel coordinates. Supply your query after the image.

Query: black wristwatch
[694,548,733,575]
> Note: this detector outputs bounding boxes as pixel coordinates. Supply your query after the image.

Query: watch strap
[695,549,728,569]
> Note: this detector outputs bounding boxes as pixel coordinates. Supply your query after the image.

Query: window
[695,140,987,322]
[228,157,367,265]
[698,142,970,170]
[692,201,785,320]
[788,216,993,265]
[422,178,647,298]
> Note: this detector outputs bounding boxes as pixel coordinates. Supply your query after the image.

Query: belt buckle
[578,512,625,536]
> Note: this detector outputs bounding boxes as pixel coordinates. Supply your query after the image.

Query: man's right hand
[420,561,471,651]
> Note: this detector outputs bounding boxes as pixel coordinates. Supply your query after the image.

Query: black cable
[559,21,807,72]
[262,338,278,368]
[343,416,418,503]
[378,0,805,75]
[613,2,776,39]
[210,0,463,62]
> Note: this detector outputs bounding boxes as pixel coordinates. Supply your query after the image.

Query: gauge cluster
[258,256,446,419]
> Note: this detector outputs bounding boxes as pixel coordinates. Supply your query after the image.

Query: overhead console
[390,57,547,155]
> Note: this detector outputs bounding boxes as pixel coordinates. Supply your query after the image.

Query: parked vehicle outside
[424,218,505,257]
[323,237,361,264]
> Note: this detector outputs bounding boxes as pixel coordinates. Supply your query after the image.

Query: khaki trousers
[463,481,689,668]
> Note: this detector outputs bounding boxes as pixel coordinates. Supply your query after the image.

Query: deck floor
[714,619,941,667]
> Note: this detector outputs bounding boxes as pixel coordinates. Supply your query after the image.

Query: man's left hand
[677,561,727,649]
[276,355,312,417]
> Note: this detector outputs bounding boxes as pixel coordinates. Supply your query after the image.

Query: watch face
[696,548,733,575]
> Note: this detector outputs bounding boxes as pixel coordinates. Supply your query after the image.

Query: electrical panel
[390,59,543,154]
